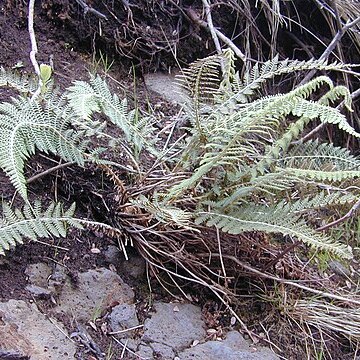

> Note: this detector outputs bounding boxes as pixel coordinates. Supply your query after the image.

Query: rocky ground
[0,243,279,360]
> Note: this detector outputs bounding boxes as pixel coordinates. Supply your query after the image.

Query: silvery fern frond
[66,75,159,156]
[0,201,82,255]
[0,67,38,94]
[278,140,360,181]
[196,206,352,259]
[0,97,87,200]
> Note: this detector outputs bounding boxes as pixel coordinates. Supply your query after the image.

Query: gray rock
[104,245,121,266]
[50,264,68,283]
[144,72,184,105]
[25,263,52,287]
[109,303,139,338]
[178,331,279,360]
[151,342,176,359]
[137,344,153,360]
[0,299,76,359]
[52,267,135,321]
[137,342,175,360]
[25,284,52,299]
[119,254,146,279]
[48,264,68,293]
[142,302,206,350]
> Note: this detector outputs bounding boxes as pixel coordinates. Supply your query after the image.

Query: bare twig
[186,8,246,62]
[75,0,108,20]
[317,197,360,231]
[299,15,360,86]
[111,336,149,359]
[216,227,228,286]
[262,240,301,272]
[201,0,223,62]
[202,253,360,306]
[108,324,144,335]
[28,0,42,100]
[27,161,76,185]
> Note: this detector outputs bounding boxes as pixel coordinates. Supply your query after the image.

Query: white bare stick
[186,8,246,63]
[28,0,42,100]
[202,0,222,56]
[299,15,360,86]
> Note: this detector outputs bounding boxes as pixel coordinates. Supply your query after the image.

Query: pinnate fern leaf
[67,76,158,155]
[0,201,82,255]
[196,207,352,259]
[238,56,351,102]
[0,67,38,94]
[279,140,360,181]
[0,97,86,199]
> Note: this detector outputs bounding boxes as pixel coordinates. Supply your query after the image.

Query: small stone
[109,304,139,338]
[151,342,175,359]
[52,268,135,321]
[137,344,153,359]
[25,285,53,299]
[0,300,76,359]
[104,245,121,265]
[90,247,101,254]
[119,253,146,279]
[142,302,206,350]
[25,263,52,287]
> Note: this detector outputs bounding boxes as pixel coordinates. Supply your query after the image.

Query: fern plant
[0,71,159,254]
[0,51,359,261]
[162,49,360,259]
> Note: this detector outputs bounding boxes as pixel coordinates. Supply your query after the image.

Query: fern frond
[0,67,38,94]
[284,192,358,214]
[238,57,350,102]
[67,76,158,155]
[0,201,82,255]
[133,195,194,229]
[226,169,302,201]
[291,98,359,137]
[0,97,87,199]
[177,54,221,105]
[196,207,352,259]
[278,140,360,181]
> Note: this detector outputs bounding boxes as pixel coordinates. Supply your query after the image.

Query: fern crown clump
[164,49,359,259]
[0,50,359,259]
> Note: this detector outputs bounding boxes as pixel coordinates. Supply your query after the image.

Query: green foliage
[0,201,81,255]
[0,96,87,199]
[164,50,360,259]
[0,51,359,260]
[0,70,159,254]
[66,75,159,158]
[196,205,352,258]
[0,66,38,94]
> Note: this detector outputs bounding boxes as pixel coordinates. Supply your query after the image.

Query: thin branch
[201,0,224,70]
[299,15,360,86]
[261,240,301,272]
[202,253,360,306]
[317,197,360,231]
[28,0,42,100]
[75,0,108,20]
[27,161,76,185]
[185,8,246,62]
